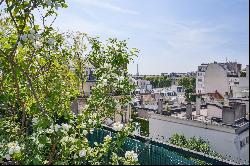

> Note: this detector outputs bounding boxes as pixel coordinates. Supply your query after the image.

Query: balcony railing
[87,126,236,165]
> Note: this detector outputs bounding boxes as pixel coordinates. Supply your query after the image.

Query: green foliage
[145,76,171,88]
[178,76,196,102]
[240,71,246,77]
[168,134,222,165]
[0,0,139,165]
[168,134,221,158]
[131,112,149,137]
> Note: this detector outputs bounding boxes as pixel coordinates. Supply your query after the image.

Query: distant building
[148,100,249,164]
[196,63,208,94]
[196,62,246,98]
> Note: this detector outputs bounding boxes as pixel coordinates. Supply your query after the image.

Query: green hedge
[131,113,149,137]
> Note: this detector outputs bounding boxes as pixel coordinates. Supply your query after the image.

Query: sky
[52,0,249,75]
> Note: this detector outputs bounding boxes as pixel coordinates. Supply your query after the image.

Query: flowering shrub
[0,0,139,165]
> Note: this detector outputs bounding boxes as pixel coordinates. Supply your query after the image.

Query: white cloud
[72,0,139,15]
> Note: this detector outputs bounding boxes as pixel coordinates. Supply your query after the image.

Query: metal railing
[87,126,236,165]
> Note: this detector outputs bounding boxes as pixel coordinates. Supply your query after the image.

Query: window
[234,82,239,85]
[240,140,245,148]
[198,79,202,82]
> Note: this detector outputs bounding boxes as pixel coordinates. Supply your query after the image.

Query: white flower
[102,79,108,86]
[8,147,14,155]
[73,154,78,159]
[104,63,112,69]
[112,122,124,131]
[92,113,97,118]
[38,144,44,148]
[50,124,54,130]
[118,76,124,81]
[125,150,138,161]
[14,145,21,153]
[28,34,35,40]
[34,33,41,40]
[34,41,42,49]
[46,129,54,133]
[54,124,61,132]
[32,117,38,125]
[7,142,21,155]
[17,42,23,47]
[88,119,93,124]
[20,34,28,41]
[93,120,97,125]
[84,105,89,110]
[79,149,86,157]
[48,38,55,45]
[61,123,71,132]
[30,29,36,34]
[62,136,68,141]
[4,154,11,160]
[82,130,88,135]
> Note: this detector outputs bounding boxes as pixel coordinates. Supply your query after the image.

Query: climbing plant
[0,0,139,165]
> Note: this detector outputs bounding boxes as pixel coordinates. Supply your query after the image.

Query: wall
[82,81,96,96]
[149,114,249,163]
[207,104,222,118]
[204,63,228,96]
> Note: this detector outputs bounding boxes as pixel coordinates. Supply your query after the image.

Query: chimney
[222,102,246,125]
[186,102,192,119]
[196,96,201,115]
[140,95,144,108]
[157,98,163,114]
[222,106,234,125]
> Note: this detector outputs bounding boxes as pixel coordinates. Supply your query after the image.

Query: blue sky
[53,0,249,75]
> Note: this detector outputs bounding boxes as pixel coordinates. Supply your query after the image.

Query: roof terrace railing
[87,126,238,165]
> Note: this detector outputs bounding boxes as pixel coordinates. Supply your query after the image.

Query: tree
[0,0,139,165]
[178,76,196,102]
[145,76,171,88]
